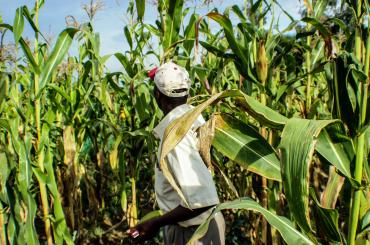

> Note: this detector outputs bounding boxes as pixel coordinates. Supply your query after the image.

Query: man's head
[152,62,190,114]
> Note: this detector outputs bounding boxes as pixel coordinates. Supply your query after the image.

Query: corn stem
[305,0,312,114]
[33,0,52,243]
[348,1,366,244]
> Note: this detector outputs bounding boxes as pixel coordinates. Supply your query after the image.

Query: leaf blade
[38,28,79,96]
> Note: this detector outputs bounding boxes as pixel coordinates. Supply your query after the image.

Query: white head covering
[154,62,191,97]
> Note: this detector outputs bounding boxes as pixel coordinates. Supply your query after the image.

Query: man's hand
[127,218,160,243]
[127,205,214,243]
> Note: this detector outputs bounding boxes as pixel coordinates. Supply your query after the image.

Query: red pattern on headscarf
[148,67,158,80]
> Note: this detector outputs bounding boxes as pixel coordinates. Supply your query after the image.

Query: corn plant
[0,0,369,244]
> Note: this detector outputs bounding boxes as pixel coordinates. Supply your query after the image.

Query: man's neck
[162,103,185,116]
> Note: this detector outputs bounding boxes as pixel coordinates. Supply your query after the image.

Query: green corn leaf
[199,41,236,59]
[22,6,37,33]
[272,0,295,22]
[207,12,249,68]
[188,198,315,245]
[228,5,247,22]
[332,53,362,136]
[47,84,72,103]
[100,79,114,122]
[143,23,161,36]
[44,147,73,245]
[212,114,281,181]
[0,74,9,106]
[162,0,184,52]
[360,210,370,233]
[13,7,24,43]
[328,18,350,37]
[138,210,163,224]
[37,28,79,97]
[19,38,40,74]
[316,129,356,183]
[135,0,145,22]
[115,53,135,77]
[134,84,151,121]
[32,167,47,184]
[89,32,100,56]
[282,20,299,33]
[251,0,263,15]
[183,13,198,55]
[279,118,341,235]
[0,153,9,194]
[7,215,17,244]
[17,134,39,245]
[0,23,40,74]
[313,0,329,19]
[160,90,287,207]
[124,26,133,50]
[22,5,48,43]
[0,23,12,30]
[301,17,331,39]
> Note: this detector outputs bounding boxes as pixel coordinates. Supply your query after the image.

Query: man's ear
[154,89,161,101]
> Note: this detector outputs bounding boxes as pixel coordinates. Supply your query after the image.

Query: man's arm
[128,205,214,243]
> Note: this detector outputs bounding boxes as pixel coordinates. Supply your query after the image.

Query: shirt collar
[153,104,193,140]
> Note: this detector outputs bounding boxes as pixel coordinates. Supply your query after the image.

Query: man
[128,62,225,244]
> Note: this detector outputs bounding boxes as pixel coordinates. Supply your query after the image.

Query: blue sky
[1,0,303,71]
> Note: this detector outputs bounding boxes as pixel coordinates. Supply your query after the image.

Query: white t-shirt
[153,104,220,227]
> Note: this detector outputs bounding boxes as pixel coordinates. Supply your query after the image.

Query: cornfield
[0,0,369,244]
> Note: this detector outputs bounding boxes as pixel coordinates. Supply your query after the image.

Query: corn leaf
[160,90,287,207]
[199,41,236,59]
[301,17,331,39]
[313,0,329,19]
[212,113,281,181]
[22,6,48,43]
[124,26,133,50]
[188,198,315,245]
[115,53,135,77]
[316,129,355,182]
[47,84,72,103]
[279,118,340,234]
[0,74,8,105]
[183,13,198,55]
[19,38,40,74]
[13,7,24,43]
[0,153,9,196]
[17,134,39,245]
[135,0,145,22]
[162,0,184,51]
[332,52,361,136]
[37,28,78,97]
[138,210,163,224]
[0,24,39,74]
[207,12,249,68]
[321,166,345,209]
[44,147,74,245]
[310,188,342,242]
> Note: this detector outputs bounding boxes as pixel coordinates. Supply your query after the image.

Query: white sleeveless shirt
[153,104,219,227]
